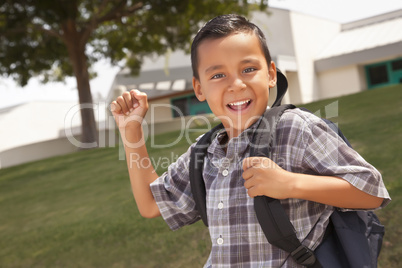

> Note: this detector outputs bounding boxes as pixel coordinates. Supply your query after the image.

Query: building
[107,7,402,123]
[0,101,114,168]
[2,7,402,168]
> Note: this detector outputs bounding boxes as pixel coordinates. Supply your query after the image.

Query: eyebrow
[240,58,260,65]
[203,58,262,75]
[204,65,224,75]
[204,58,261,74]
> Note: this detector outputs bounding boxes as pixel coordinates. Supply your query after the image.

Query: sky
[1,0,402,109]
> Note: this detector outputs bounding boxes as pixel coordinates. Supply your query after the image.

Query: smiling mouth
[227,99,252,111]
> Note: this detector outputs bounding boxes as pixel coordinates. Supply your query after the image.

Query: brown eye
[211,73,225,79]
[243,67,256,73]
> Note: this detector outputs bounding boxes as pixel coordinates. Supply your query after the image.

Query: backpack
[189,70,385,268]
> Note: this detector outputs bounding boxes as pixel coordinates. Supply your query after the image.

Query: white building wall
[0,102,81,152]
[144,97,174,124]
[286,71,303,104]
[317,65,363,99]
[0,101,113,168]
[0,137,77,168]
[290,12,340,103]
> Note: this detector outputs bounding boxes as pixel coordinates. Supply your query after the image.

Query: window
[171,97,188,117]
[171,94,212,118]
[367,64,389,86]
[391,59,402,71]
[365,58,402,89]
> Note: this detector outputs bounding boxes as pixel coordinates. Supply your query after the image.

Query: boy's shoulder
[278,107,323,129]
[275,107,344,149]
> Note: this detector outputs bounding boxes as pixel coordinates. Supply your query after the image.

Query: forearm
[290,173,383,209]
[122,127,161,218]
[111,89,160,218]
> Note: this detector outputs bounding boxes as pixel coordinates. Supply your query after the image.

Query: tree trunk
[63,21,98,149]
[74,55,99,149]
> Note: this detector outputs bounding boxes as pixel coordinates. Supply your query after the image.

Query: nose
[228,76,246,92]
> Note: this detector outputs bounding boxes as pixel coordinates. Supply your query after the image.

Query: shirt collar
[207,116,263,159]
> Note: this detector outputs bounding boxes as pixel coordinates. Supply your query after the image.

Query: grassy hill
[0,85,401,267]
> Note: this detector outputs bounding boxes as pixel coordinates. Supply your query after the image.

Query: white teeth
[228,99,250,106]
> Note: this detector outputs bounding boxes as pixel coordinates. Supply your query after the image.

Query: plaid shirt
[150,108,390,268]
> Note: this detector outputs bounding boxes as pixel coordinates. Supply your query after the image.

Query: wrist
[121,126,145,146]
[286,171,304,199]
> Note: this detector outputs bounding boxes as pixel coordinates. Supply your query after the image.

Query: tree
[0,0,267,148]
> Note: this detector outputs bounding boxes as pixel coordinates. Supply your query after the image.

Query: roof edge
[315,41,402,72]
[342,9,402,31]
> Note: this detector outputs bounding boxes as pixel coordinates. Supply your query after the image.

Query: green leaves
[0,0,265,85]
[0,0,266,145]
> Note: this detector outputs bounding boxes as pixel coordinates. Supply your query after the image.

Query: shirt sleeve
[150,144,201,231]
[278,109,391,209]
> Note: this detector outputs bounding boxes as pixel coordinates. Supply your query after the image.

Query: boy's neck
[223,115,263,140]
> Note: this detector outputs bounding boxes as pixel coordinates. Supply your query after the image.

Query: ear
[192,77,206,101]
[268,61,277,88]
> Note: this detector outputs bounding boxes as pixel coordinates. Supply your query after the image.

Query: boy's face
[193,32,277,139]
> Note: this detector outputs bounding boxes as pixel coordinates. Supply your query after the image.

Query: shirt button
[217,237,224,245]
[222,169,229,176]
[218,201,224,210]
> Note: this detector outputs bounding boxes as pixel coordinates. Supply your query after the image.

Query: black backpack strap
[249,104,295,157]
[254,197,321,267]
[189,123,224,227]
[272,68,288,107]
[250,105,322,268]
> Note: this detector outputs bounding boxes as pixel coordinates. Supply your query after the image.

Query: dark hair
[191,14,272,80]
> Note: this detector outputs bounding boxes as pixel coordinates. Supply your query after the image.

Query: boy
[111,14,390,267]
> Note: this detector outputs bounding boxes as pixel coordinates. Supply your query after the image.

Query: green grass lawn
[0,85,401,267]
